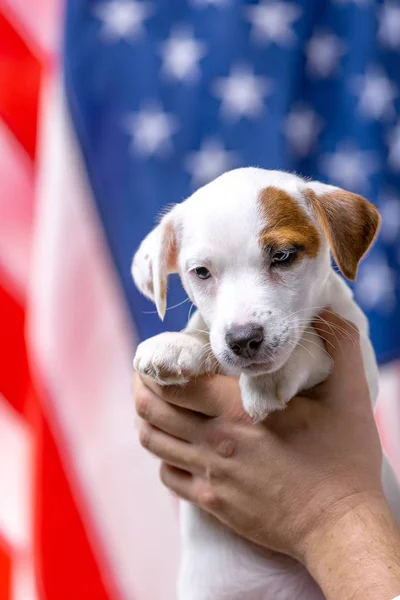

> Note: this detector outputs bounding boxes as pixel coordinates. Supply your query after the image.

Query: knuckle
[204,460,223,483]
[195,485,220,511]
[139,423,151,449]
[215,438,236,459]
[159,463,169,486]
[135,393,151,420]
[207,426,236,459]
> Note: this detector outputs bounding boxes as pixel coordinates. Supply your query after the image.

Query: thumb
[312,309,362,368]
[310,309,370,408]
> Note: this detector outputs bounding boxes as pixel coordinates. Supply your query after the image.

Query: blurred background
[0,0,399,598]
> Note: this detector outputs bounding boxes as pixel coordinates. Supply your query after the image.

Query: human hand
[134,310,385,565]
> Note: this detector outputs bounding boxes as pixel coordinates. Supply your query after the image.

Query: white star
[306,31,346,78]
[246,2,302,47]
[94,0,153,41]
[378,3,400,50]
[387,122,400,171]
[213,63,273,121]
[190,0,228,6]
[284,104,324,157]
[350,66,398,121]
[185,138,239,187]
[160,26,207,83]
[355,255,396,314]
[379,191,400,243]
[321,143,379,191]
[124,103,179,157]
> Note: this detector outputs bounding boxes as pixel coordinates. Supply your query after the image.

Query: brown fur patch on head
[305,188,381,280]
[258,187,320,260]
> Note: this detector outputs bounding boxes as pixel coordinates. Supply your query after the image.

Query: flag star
[94,0,153,42]
[355,255,396,314]
[378,3,400,50]
[185,138,239,187]
[246,2,302,47]
[387,122,400,171]
[213,64,273,121]
[321,143,379,191]
[160,26,207,83]
[379,191,400,243]
[306,31,346,78]
[284,104,324,157]
[124,103,179,157]
[350,66,398,121]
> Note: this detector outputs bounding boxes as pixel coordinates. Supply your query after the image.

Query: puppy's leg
[240,328,332,421]
[134,311,218,386]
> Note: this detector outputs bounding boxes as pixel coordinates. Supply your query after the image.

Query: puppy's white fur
[132,168,400,600]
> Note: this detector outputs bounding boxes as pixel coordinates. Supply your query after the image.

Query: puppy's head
[132,168,380,376]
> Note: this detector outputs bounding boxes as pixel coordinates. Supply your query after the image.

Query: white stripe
[0,121,34,298]
[29,72,180,600]
[0,394,32,550]
[12,552,38,600]
[377,362,400,481]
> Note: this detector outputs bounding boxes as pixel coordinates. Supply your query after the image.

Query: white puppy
[132,168,400,600]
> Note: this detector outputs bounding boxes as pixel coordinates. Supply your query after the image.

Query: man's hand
[134,311,384,559]
[134,311,400,600]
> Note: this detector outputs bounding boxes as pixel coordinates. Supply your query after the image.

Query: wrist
[301,491,400,600]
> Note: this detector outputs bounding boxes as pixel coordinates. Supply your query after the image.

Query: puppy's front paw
[134,332,214,386]
[240,374,287,422]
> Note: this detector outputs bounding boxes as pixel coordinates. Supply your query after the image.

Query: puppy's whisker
[300,329,336,349]
[313,316,357,347]
[188,302,195,321]
[295,342,316,361]
[313,309,360,336]
[283,305,328,321]
[142,297,190,314]
[190,328,210,336]
[300,335,334,363]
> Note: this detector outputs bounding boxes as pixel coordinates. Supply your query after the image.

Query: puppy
[132,168,400,600]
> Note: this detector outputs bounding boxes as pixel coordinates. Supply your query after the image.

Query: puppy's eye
[194,267,211,280]
[271,250,297,266]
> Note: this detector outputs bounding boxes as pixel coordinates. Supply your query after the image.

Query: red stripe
[0,282,115,598]
[29,386,114,600]
[0,12,41,158]
[0,281,30,416]
[0,537,11,600]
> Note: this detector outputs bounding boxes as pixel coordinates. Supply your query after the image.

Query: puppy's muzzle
[225,324,264,359]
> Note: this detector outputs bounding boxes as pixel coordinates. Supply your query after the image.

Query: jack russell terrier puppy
[132,168,400,600]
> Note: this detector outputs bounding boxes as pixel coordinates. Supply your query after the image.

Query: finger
[160,463,222,516]
[312,309,361,364]
[135,380,206,442]
[159,463,197,503]
[310,310,369,407]
[139,374,240,418]
[138,421,203,473]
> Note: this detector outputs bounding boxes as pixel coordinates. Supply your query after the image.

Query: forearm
[303,493,400,600]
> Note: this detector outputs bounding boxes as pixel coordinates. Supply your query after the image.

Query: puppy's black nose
[225,324,264,358]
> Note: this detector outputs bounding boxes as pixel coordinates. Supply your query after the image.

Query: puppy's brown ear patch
[306,188,381,280]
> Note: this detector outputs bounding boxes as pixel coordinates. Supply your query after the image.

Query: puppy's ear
[131,209,179,320]
[305,182,381,280]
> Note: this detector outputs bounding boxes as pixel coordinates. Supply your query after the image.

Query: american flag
[0,0,399,598]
